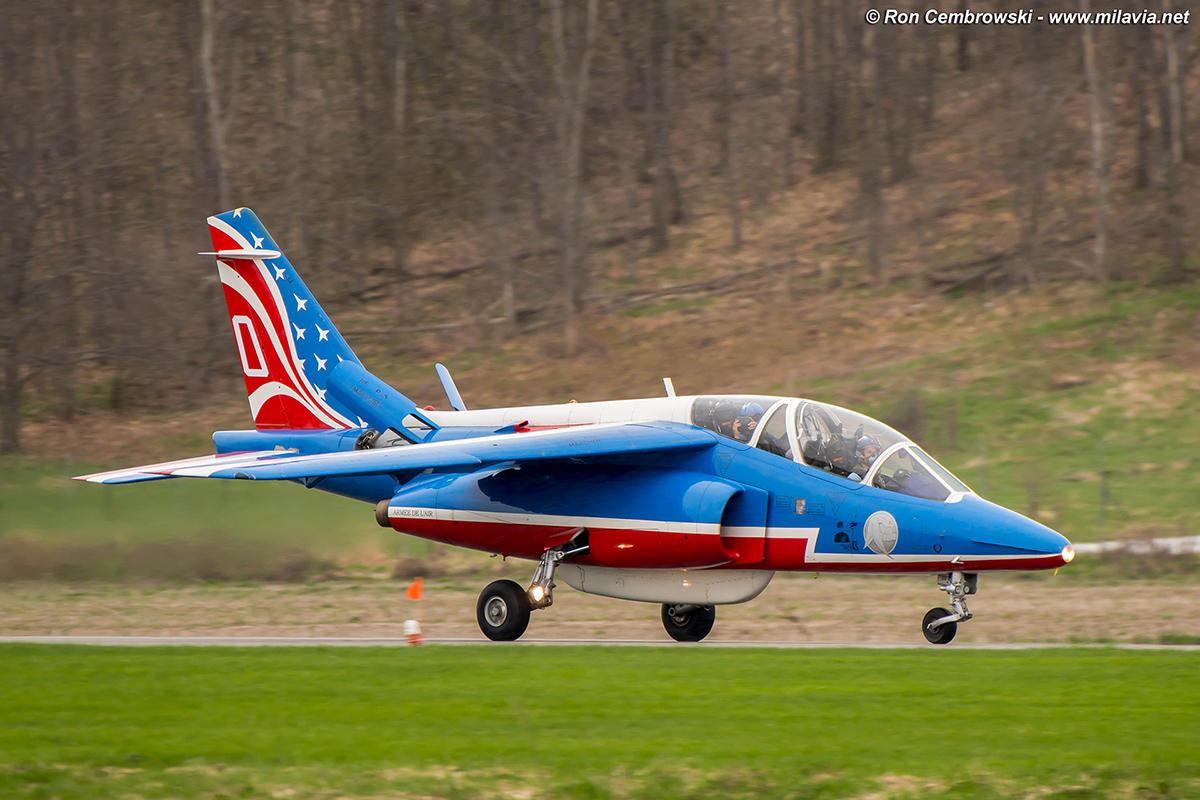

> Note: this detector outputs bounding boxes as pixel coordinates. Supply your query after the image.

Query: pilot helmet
[856,434,882,462]
[739,402,764,419]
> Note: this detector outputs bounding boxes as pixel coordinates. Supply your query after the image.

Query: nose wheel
[921,571,977,645]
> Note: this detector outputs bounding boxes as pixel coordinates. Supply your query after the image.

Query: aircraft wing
[74,451,298,484]
[141,421,717,482]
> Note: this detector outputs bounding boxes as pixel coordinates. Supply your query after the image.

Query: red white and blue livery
[78,209,1075,643]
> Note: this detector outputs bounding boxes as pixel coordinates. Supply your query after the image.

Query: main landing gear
[476,535,589,642]
[661,604,716,642]
[922,571,976,645]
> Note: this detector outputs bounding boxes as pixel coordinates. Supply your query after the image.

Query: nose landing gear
[922,571,976,645]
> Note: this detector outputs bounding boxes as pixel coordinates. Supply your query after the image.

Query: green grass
[2,286,1198,568]
[1,645,1198,798]
[0,461,379,550]
[814,287,1200,544]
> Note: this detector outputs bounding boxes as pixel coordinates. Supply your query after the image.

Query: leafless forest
[0,0,1197,453]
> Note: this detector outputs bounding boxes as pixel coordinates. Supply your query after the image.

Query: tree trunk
[1130,26,1153,189]
[773,0,795,189]
[1080,0,1108,282]
[487,0,517,329]
[199,0,233,211]
[859,17,885,285]
[1162,0,1187,283]
[548,0,600,356]
[918,9,938,127]
[717,0,742,250]
[647,0,671,252]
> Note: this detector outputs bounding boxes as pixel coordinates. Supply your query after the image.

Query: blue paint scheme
[326,360,438,439]
[207,417,1067,564]
[211,422,716,483]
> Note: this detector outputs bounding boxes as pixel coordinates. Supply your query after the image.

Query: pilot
[850,434,881,479]
[712,403,739,439]
[731,402,764,443]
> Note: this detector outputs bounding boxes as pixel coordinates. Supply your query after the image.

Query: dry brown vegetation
[3,569,1199,644]
[2,0,1198,457]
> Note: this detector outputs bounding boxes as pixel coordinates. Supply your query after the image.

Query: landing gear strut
[476,533,589,642]
[661,604,716,642]
[922,571,976,645]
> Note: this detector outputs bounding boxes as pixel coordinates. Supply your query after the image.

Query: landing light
[530,585,546,602]
[1062,545,1075,563]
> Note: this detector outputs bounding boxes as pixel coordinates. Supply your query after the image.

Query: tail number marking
[232,315,269,378]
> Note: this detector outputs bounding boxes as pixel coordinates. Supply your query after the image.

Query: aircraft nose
[963,496,1074,567]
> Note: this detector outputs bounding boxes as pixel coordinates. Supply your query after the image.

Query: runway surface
[2,635,1198,650]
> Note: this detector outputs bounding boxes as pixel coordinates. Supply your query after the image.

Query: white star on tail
[316,387,327,400]
[273,265,286,280]
[315,356,327,371]
[336,355,344,363]
[297,359,305,370]
[294,294,307,311]
[251,233,265,249]
[233,208,243,217]
[293,324,305,340]
[316,324,329,342]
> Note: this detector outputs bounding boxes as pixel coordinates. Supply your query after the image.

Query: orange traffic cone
[404,618,423,646]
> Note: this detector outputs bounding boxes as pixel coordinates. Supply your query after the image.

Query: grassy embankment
[1,645,1197,799]
[1,283,1197,581]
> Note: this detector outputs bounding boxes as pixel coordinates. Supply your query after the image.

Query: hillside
[3,3,1199,560]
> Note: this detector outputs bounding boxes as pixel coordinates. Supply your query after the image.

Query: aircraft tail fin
[207,208,364,431]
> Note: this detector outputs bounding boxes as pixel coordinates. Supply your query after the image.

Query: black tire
[922,607,957,645]
[477,580,532,642]
[661,604,716,642]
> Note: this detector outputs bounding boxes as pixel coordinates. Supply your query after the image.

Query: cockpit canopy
[691,396,972,502]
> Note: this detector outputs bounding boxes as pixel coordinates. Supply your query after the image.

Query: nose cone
[959,495,1073,568]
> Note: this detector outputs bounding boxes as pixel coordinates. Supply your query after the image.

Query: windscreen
[871,447,951,501]
[909,446,971,493]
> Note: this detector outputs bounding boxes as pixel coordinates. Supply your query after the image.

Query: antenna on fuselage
[663,377,676,398]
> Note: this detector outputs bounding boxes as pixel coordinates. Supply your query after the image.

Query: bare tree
[198,0,237,211]
[855,8,885,285]
[548,0,600,355]
[773,0,796,189]
[1080,0,1108,282]
[1161,0,1187,283]
[716,0,742,249]
[1129,25,1154,189]
[0,1,54,452]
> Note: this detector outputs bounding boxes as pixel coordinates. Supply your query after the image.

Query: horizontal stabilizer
[74,450,294,484]
[112,421,717,483]
[199,249,283,260]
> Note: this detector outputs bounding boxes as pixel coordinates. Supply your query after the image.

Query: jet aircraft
[78,209,1075,644]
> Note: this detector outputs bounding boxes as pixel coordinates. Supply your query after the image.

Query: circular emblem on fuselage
[863,510,899,555]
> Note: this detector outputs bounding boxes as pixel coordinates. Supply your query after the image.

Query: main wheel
[922,607,957,645]
[661,604,716,642]
[477,580,532,641]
